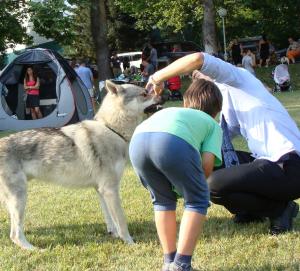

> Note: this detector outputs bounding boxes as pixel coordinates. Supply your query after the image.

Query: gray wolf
[0,80,159,250]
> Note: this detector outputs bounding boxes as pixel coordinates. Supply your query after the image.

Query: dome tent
[0,48,94,131]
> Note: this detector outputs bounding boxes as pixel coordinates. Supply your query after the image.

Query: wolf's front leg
[3,175,36,250]
[102,188,134,244]
[96,189,118,237]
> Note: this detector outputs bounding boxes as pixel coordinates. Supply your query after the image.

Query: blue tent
[0,48,94,131]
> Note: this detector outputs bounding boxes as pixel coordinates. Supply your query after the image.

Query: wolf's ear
[105,80,124,95]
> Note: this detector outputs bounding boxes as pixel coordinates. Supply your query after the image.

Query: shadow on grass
[1,215,299,249]
[215,263,300,271]
[203,216,270,239]
[15,220,159,248]
[206,215,300,239]
[24,217,269,248]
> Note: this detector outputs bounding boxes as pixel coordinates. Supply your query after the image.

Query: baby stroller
[167,76,183,101]
[272,59,292,92]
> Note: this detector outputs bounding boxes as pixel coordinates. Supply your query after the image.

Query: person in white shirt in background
[76,60,95,111]
[242,49,256,76]
[146,52,300,235]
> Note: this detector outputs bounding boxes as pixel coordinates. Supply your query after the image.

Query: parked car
[117,51,142,71]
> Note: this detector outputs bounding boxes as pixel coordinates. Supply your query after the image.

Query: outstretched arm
[147,52,246,94]
[146,52,204,95]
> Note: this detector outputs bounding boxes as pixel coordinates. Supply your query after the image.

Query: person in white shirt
[76,60,95,110]
[148,42,158,71]
[146,52,300,235]
[242,49,256,76]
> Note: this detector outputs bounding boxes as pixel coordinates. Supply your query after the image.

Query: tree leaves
[0,1,30,52]
[29,0,76,46]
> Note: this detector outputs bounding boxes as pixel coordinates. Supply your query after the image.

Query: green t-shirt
[133,107,223,166]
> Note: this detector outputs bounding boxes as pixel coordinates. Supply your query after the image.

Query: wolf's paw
[123,235,134,244]
[12,238,36,251]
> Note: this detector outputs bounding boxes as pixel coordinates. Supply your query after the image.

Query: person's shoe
[269,201,299,235]
[233,213,266,224]
[169,262,192,271]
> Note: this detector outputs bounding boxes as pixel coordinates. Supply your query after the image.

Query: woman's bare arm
[146,52,204,95]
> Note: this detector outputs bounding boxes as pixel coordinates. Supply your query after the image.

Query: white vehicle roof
[117,52,142,57]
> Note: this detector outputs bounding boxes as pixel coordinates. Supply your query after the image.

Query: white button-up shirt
[201,53,300,162]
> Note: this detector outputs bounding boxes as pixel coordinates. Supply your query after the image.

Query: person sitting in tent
[23,66,43,120]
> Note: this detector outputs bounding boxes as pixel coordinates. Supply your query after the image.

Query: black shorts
[26,94,40,108]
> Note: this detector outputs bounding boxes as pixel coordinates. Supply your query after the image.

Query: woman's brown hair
[25,66,38,82]
[183,78,222,117]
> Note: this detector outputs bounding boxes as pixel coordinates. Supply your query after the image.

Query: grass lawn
[0,64,300,271]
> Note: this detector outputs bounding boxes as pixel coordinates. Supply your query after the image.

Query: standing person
[242,49,256,76]
[141,43,151,72]
[286,37,300,64]
[229,38,242,66]
[23,66,43,119]
[258,34,270,67]
[146,52,300,235]
[148,42,158,71]
[130,79,223,271]
[141,59,155,83]
[122,56,130,71]
[76,60,95,110]
[110,52,122,77]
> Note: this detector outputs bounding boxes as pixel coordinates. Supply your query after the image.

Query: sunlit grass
[0,64,299,270]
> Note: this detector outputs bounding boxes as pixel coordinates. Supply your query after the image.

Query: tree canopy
[115,0,300,49]
[3,0,300,68]
[29,0,148,60]
[0,1,31,66]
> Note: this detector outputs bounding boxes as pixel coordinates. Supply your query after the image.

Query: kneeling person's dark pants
[129,132,210,215]
[208,151,300,218]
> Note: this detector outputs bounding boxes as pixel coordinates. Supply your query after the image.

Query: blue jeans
[129,132,210,215]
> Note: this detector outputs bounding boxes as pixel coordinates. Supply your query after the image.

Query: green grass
[0,65,300,271]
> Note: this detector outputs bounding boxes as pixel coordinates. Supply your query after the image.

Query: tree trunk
[202,0,218,55]
[90,0,112,80]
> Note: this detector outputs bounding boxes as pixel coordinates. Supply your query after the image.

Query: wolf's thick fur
[0,80,158,250]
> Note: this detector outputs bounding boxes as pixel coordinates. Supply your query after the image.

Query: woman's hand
[146,76,164,96]
[192,70,213,82]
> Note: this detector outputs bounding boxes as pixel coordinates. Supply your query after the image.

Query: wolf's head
[94,80,161,139]
[102,80,160,114]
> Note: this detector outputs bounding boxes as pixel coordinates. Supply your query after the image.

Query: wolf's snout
[144,94,165,114]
